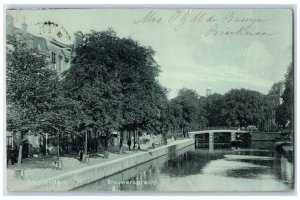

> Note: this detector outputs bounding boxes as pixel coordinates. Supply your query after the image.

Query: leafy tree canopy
[220,89,268,127]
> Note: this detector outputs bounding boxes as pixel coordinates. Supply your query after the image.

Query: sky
[7,9,293,98]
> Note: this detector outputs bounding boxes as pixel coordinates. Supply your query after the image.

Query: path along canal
[74,141,293,192]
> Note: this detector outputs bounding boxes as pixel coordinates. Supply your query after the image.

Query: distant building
[206,88,212,97]
[258,82,284,132]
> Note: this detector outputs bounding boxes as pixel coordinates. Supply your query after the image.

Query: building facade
[6,14,83,74]
[6,14,83,156]
[258,82,284,132]
[206,88,212,97]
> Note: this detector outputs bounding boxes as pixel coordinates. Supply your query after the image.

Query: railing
[166,132,185,139]
[196,127,240,131]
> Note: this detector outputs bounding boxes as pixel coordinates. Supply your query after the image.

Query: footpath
[7,138,194,192]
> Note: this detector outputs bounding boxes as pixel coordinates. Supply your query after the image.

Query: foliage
[8,27,291,157]
[282,63,294,122]
[268,81,284,95]
[275,104,288,129]
[6,37,60,139]
[203,93,224,127]
[276,63,294,129]
[62,29,166,146]
[62,30,124,142]
[6,36,78,162]
[116,35,162,134]
[220,89,268,127]
[167,88,207,134]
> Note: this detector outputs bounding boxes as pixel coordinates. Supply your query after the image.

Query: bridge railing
[196,127,240,131]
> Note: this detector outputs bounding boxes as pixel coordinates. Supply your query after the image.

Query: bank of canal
[9,139,194,191]
[75,141,294,192]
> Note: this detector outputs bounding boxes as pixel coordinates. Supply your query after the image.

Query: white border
[1,1,299,200]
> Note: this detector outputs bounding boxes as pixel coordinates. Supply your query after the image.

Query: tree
[62,30,124,152]
[203,93,224,127]
[282,63,294,125]
[6,36,60,164]
[268,81,284,95]
[220,89,268,127]
[276,63,294,131]
[275,104,288,129]
[38,95,80,155]
[62,29,166,151]
[168,88,207,136]
[197,97,208,129]
[115,36,162,147]
[140,82,169,144]
[167,98,184,133]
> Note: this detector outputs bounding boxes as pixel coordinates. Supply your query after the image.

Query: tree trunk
[133,127,136,149]
[98,132,100,152]
[17,144,23,165]
[57,133,60,156]
[162,127,167,145]
[120,131,123,148]
[137,129,141,150]
[119,131,123,154]
[84,131,88,155]
[88,131,92,152]
[104,130,109,158]
[104,130,108,150]
[46,133,48,155]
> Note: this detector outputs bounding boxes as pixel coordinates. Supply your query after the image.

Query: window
[52,52,56,64]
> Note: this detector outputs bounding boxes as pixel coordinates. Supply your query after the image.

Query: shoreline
[7,139,194,192]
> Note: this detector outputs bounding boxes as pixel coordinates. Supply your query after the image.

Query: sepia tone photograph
[5,8,294,192]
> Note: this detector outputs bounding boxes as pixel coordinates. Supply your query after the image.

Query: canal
[74,141,294,192]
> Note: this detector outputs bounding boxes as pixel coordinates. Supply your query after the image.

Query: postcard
[5,8,294,192]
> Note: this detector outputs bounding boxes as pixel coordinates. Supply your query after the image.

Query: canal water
[74,141,294,192]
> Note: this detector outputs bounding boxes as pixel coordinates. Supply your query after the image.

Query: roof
[7,20,72,58]
[29,34,50,56]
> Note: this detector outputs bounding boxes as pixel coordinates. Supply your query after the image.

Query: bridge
[189,129,251,150]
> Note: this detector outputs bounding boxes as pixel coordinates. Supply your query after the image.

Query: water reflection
[274,154,294,189]
[74,142,293,192]
[225,167,270,179]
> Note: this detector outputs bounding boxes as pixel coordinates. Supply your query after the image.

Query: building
[206,88,212,97]
[6,14,83,157]
[47,39,72,73]
[258,82,284,132]
[6,14,83,74]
